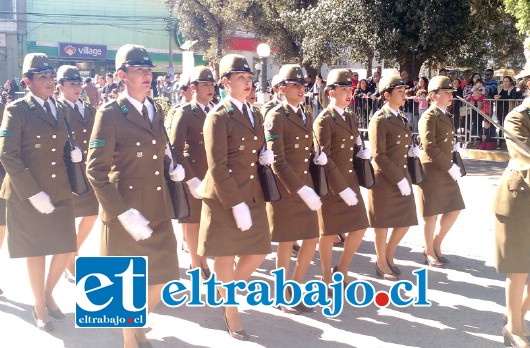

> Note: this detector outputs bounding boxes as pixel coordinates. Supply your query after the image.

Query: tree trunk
[365,57,373,78]
[399,55,425,80]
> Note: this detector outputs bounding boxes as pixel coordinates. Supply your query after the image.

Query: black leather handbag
[63,117,89,196]
[163,132,190,219]
[407,136,424,185]
[309,134,329,197]
[354,132,376,189]
[258,163,282,202]
[452,149,467,177]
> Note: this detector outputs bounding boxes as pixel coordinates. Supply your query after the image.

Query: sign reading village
[59,42,107,60]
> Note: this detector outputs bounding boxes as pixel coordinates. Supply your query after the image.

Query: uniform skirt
[101,218,179,285]
[7,198,76,258]
[417,162,465,217]
[494,214,530,273]
[267,191,319,242]
[368,173,418,228]
[73,191,99,217]
[198,198,271,257]
[178,184,201,224]
[319,184,370,236]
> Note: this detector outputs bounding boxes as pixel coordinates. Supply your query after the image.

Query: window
[0,0,14,20]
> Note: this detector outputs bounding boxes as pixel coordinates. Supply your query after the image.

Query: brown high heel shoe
[503,325,530,347]
[502,316,530,341]
[374,263,398,281]
[223,308,249,341]
[386,259,401,275]
[434,249,449,264]
[32,306,54,332]
[422,252,444,268]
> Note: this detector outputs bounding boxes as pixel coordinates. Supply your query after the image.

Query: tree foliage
[503,0,530,34]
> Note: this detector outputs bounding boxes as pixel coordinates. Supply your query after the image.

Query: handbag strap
[63,115,77,151]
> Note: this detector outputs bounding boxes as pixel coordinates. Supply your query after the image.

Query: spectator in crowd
[484,68,499,100]
[449,78,464,131]
[438,67,448,76]
[160,75,173,100]
[2,80,16,101]
[414,88,429,133]
[172,74,180,103]
[348,70,359,112]
[467,78,488,139]
[246,84,257,106]
[413,77,419,89]
[448,70,457,81]
[479,119,497,150]
[354,79,371,122]
[463,72,482,100]
[367,71,382,112]
[494,76,517,126]
[101,72,117,102]
[400,70,414,88]
[82,77,100,108]
[309,74,325,113]
[404,88,415,130]
[304,74,314,92]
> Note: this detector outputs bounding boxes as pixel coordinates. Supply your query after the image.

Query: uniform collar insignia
[191,104,198,110]
[385,113,392,119]
[284,107,290,115]
[226,105,234,113]
[120,104,128,114]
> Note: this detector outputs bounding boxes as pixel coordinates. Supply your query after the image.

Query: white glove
[165,143,173,158]
[355,135,362,146]
[297,185,322,211]
[338,187,358,206]
[186,177,202,199]
[396,178,412,196]
[259,149,275,165]
[313,151,328,165]
[118,208,153,241]
[169,164,185,181]
[408,146,420,157]
[28,191,55,214]
[70,147,83,163]
[232,202,252,231]
[448,163,462,181]
[453,142,461,151]
[356,147,372,160]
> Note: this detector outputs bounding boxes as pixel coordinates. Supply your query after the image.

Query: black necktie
[43,100,55,119]
[204,106,210,114]
[297,108,305,125]
[74,103,83,120]
[242,103,254,127]
[142,105,151,127]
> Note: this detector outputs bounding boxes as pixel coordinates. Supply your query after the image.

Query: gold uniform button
[83,129,87,133]
[252,150,257,153]
[305,147,309,150]
[242,137,245,141]
[153,155,158,159]
[254,136,258,140]
[305,135,309,138]
[52,135,56,139]
[350,158,353,162]
[83,140,87,144]
[136,142,141,146]
[228,169,232,173]
[404,165,407,168]
[51,161,56,165]
[152,140,156,144]
[304,170,308,174]
[350,136,354,139]
[156,186,161,191]
[155,171,160,175]
[129,186,133,189]
[296,136,300,140]
[51,174,56,178]
[36,135,41,138]
[349,169,353,173]
[350,147,354,150]
[404,155,407,158]
[405,134,409,137]
[250,175,254,179]
[51,148,56,152]
[84,150,87,154]
[251,163,255,166]
[304,158,309,162]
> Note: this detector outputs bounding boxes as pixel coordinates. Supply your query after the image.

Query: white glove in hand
[339,187,358,206]
[453,142,461,151]
[259,149,275,165]
[408,146,420,157]
[232,202,252,231]
[118,208,153,241]
[356,147,372,160]
[355,135,362,146]
[313,151,328,165]
[297,185,323,211]
[169,164,185,182]
[28,191,55,214]
[70,147,83,163]
[186,177,202,199]
[448,163,462,181]
[397,178,412,196]
[165,143,173,158]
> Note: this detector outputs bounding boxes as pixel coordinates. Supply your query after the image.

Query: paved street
[0,159,518,347]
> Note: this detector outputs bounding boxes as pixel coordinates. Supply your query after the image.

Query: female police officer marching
[368,75,418,281]
[197,54,274,341]
[86,44,185,348]
[418,76,465,268]
[492,65,530,347]
[313,69,370,286]
[0,53,82,331]
[169,66,215,280]
[264,64,324,313]
[56,65,99,281]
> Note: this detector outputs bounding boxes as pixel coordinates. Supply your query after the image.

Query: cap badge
[297,74,301,78]
[244,64,249,68]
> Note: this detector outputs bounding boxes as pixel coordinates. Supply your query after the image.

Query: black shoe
[201,266,212,280]
[32,307,54,332]
[502,316,530,341]
[502,325,530,347]
[47,304,66,320]
[293,302,313,313]
[332,266,350,288]
[386,259,401,275]
[422,252,444,268]
[434,250,449,264]
[223,309,249,341]
[375,263,399,281]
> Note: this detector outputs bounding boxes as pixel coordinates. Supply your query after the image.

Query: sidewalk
[0,159,514,347]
